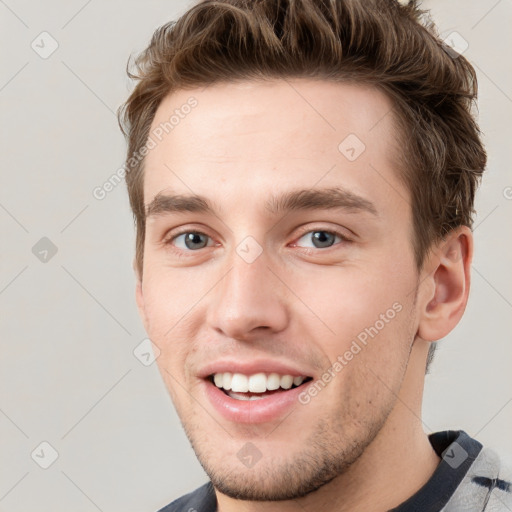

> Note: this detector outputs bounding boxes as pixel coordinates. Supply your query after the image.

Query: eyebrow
[145,187,378,218]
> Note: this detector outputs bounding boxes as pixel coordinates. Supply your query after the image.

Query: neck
[215,340,440,512]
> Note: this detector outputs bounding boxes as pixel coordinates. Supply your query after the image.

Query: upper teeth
[213,372,306,393]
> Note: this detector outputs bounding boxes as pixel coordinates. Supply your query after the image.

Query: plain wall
[1,1,511,510]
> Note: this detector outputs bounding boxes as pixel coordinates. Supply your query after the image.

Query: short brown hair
[118,0,487,370]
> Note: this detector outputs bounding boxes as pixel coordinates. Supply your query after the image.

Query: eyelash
[163,227,351,256]
[292,227,352,254]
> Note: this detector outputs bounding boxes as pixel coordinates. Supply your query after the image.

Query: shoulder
[156,481,216,512]
[442,433,512,511]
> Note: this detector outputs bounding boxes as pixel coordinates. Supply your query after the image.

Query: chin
[185,416,378,502]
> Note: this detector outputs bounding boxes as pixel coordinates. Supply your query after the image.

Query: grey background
[1,1,511,511]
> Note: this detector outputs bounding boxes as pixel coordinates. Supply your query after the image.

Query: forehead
[142,79,407,217]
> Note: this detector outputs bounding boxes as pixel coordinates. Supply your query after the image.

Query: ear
[417,226,473,342]
[134,258,149,331]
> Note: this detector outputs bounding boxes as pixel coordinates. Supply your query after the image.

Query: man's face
[138,79,423,500]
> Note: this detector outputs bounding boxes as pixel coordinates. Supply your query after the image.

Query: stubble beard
[180,403,393,502]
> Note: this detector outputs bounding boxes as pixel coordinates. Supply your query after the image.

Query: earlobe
[417,226,473,342]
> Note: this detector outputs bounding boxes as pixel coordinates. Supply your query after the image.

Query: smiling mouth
[208,372,313,401]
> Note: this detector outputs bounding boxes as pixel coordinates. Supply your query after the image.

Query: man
[118,0,512,510]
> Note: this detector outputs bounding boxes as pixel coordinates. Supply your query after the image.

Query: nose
[206,248,289,341]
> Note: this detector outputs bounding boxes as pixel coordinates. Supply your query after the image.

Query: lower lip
[203,379,309,424]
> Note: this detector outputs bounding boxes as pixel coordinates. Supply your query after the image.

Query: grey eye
[174,232,211,250]
[296,231,340,249]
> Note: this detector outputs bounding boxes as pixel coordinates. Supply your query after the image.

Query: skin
[135,79,472,511]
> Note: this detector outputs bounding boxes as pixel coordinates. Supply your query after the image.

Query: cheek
[291,261,412,353]
[294,267,410,320]
[140,274,199,378]
[141,266,206,332]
